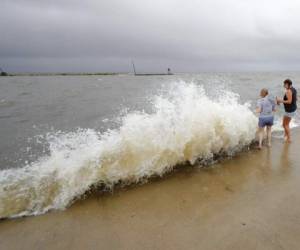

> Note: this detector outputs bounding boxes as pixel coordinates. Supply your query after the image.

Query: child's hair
[260,88,268,97]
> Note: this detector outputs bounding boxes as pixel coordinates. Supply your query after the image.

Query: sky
[1,0,300,73]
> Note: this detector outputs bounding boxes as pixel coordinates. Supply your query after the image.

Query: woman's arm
[277,90,292,104]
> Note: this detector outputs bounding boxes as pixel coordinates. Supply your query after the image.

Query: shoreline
[0,72,178,77]
[1,129,300,249]
[0,72,121,77]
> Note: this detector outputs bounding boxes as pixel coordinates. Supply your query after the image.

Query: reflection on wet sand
[280,143,291,168]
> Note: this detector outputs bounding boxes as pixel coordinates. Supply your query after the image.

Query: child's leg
[258,127,264,148]
[266,126,272,147]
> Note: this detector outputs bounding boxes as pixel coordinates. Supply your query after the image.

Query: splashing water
[0,82,257,218]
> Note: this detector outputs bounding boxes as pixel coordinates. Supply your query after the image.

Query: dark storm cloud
[1,0,300,72]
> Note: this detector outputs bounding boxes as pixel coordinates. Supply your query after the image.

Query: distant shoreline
[1,72,122,77]
[1,72,179,77]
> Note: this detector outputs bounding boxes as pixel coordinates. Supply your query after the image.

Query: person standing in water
[276,79,297,143]
[256,88,276,149]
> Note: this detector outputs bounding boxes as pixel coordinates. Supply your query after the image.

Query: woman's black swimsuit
[284,87,297,113]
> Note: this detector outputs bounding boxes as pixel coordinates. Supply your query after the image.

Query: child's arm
[256,107,261,114]
[256,100,262,114]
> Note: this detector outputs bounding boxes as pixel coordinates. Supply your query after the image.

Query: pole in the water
[131,61,137,75]
[0,67,8,76]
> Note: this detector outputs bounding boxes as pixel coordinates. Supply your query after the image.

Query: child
[256,88,276,149]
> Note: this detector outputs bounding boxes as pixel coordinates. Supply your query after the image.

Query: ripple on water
[0,99,15,108]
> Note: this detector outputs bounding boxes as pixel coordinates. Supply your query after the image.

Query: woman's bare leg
[266,126,272,147]
[282,118,287,139]
[284,116,292,143]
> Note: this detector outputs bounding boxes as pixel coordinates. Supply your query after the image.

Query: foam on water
[0,82,258,218]
[271,113,300,138]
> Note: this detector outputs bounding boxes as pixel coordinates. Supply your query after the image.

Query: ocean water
[0,73,299,218]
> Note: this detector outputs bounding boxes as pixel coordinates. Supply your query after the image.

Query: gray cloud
[1,0,300,72]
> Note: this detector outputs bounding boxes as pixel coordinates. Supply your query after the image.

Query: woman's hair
[260,88,268,97]
[284,79,293,87]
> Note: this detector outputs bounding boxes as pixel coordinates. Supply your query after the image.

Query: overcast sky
[1,0,300,73]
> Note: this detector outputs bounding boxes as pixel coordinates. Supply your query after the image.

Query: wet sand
[1,130,300,250]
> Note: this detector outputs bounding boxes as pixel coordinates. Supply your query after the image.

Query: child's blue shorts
[258,116,274,128]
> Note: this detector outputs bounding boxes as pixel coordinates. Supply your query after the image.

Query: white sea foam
[0,82,257,218]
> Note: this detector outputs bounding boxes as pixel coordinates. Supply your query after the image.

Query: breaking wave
[0,82,257,218]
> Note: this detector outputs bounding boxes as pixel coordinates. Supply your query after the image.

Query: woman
[256,88,276,149]
[276,79,297,143]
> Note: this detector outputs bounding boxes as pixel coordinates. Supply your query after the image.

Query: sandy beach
[0,129,299,250]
